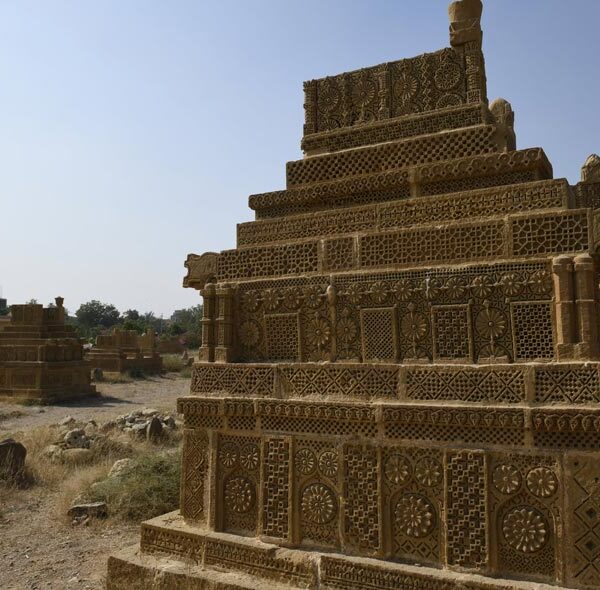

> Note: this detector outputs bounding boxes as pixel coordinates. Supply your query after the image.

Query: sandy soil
[0,376,190,590]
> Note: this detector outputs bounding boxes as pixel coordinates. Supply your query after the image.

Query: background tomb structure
[86,328,163,375]
[108,1,600,589]
[0,298,95,403]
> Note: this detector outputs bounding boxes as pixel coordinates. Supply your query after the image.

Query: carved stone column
[552,256,576,360]
[574,254,599,359]
[215,286,234,363]
[199,283,216,362]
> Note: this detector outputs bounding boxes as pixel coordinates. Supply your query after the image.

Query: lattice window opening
[262,438,291,541]
[511,302,556,362]
[343,445,381,553]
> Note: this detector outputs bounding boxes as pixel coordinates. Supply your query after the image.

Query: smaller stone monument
[87,328,163,374]
[0,297,96,402]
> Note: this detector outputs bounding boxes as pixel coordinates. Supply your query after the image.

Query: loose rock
[0,439,27,478]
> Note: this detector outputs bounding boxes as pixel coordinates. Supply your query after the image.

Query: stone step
[107,544,309,590]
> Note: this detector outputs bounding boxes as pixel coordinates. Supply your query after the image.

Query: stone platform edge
[106,511,562,590]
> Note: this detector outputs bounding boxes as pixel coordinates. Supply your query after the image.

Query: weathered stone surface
[146,417,163,441]
[108,2,600,589]
[0,438,26,478]
[86,328,162,375]
[108,458,134,479]
[68,502,108,520]
[0,297,96,403]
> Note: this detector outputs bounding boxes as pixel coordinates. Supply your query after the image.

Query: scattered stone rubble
[44,409,180,464]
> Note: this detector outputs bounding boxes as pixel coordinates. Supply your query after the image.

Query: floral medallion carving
[394,494,436,538]
[219,442,239,468]
[445,276,468,300]
[306,316,331,349]
[394,278,414,302]
[224,476,255,514]
[239,321,260,348]
[370,281,390,304]
[318,79,341,113]
[471,275,494,299]
[384,454,411,486]
[301,483,337,524]
[493,464,521,495]
[502,507,549,553]
[415,457,443,488]
[304,286,323,309]
[526,467,558,498]
[475,305,507,340]
[529,270,552,295]
[296,448,317,476]
[500,273,523,297]
[262,288,281,311]
[318,451,339,479]
[240,443,260,471]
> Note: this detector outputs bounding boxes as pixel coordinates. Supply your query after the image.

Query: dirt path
[0,376,190,590]
[0,376,190,437]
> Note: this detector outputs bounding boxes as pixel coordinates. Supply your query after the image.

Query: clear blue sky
[1,1,599,317]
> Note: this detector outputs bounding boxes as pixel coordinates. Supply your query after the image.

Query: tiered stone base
[107,512,561,590]
[0,361,96,403]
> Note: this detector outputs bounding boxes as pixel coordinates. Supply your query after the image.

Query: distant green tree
[75,300,121,330]
[170,305,203,333]
[123,309,141,321]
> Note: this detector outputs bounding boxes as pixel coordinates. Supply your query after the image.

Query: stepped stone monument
[107,2,600,588]
[87,328,163,374]
[0,298,95,402]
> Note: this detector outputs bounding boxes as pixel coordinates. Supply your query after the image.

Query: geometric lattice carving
[566,455,600,589]
[289,125,498,187]
[511,302,554,361]
[360,221,505,269]
[360,308,397,362]
[344,445,380,554]
[281,364,399,400]
[265,314,299,361]
[432,305,472,361]
[181,429,209,524]
[190,364,275,396]
[535,366,600,404]
[446,451,487,569]
[262,438,290,540]
[405,366,525,403]
[324,237,355,272]
[511,211,589,257]
[238,179,568,247]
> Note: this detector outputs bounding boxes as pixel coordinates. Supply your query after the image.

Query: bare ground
[0,376,190,590]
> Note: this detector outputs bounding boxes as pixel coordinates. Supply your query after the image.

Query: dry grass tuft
[83,450,181,521]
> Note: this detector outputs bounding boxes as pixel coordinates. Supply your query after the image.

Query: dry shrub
[84,450,181,521]
[161,355,186,373]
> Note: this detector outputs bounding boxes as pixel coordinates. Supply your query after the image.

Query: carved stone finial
[448,0,483,24]
[448,0,483,46]
[490,98,516,151]
[55,296,64,308]
[581,154,600,182]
